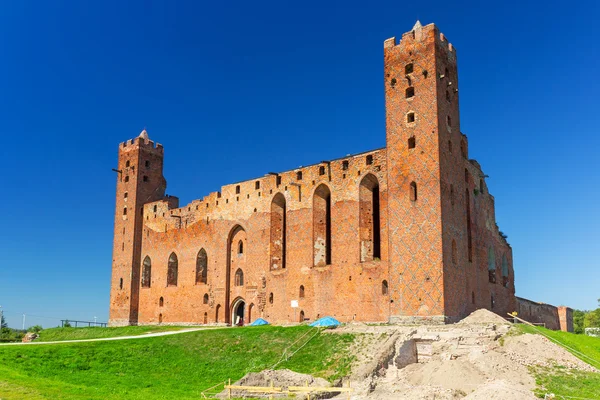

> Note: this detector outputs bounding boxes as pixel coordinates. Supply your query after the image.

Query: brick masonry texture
[108,22,571,331]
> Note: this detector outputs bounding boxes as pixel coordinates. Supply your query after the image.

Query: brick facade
[109,22,519,327]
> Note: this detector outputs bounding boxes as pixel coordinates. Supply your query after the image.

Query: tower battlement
[384,22,455,55]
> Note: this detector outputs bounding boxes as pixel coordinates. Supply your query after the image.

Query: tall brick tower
[385,22,465,322]
[109,130,167,326]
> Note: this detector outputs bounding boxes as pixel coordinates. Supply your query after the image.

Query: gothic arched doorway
[232,298,246,326]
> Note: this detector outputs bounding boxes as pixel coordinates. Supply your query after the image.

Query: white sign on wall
[291,300,299,308]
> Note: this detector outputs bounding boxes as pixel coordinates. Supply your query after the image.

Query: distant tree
[28,325,43,333]
[63,321,72,328]
[573,310,586,334]
[585,308,600,329]
[1,313,6,329]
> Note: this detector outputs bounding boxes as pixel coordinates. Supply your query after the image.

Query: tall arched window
[167,252,178,286]
[313,184,332,267]
[299,285,305,298]
[270,193,287,270]
[196,248,208,284]
[488,247,496,283]
[215,304,221,323]
[238,240,244,255]
[203,293,209,304]
[159,297,164,307]
[141,256,151,288]
[502,255,509,287]
[234,268,244,286]
[382,280,389,295]
[359,174,381,262]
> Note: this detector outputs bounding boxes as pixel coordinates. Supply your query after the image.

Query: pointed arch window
[359,174,381,262]
[502,255,509,287]
[382,280,389,295]
[299,285,305,298]
[313,184,332,267]
[196,248,208,284]
[167,252,178,286]
[237,240,244,255]
[488,247,496,284]
[234,268,244,286]
[141,256,151,288]
[270,193,287,270]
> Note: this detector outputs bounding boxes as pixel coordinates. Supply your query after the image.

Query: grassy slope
[36,325,191,342]
[0,326,354,400]
[518,325,600,398]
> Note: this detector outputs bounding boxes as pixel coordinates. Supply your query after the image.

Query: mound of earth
[458,308,510,325]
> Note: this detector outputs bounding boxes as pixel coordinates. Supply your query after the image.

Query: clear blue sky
[1,1,598,328]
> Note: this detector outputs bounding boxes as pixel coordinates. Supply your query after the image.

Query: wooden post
[269,381,274,400]
[306,380,310,400]
[347,380,351,400]
[227,379,231,399]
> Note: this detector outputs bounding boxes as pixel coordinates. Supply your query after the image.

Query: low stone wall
[515,297,573,332]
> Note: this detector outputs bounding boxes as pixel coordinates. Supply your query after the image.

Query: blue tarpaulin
[309,316,341,327]
[249,318,270,326]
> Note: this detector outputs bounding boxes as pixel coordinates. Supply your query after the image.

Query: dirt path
[0,327,211,346]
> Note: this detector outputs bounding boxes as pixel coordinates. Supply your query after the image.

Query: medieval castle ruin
[109,22,572,330]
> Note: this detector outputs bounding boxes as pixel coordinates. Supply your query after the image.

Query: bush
[28,325,43,333]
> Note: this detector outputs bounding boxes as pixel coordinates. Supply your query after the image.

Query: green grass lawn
[517,324,600,398]
[0,326,354,400]
[36,325,193,342]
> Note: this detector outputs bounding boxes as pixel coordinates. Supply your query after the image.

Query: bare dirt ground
[329,309,596,399]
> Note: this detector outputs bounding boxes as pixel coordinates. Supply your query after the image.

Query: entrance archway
[226,224,246,324]
[232,298,246,326]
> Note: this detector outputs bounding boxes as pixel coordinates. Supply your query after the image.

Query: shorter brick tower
[109,130,167,326]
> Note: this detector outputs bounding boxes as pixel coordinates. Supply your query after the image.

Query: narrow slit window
[407,112,415,123]
[405,63,413,75]
[141,256,151,288]
[382,280,388,295]
[405,87,415,98]
[235,185,240,194]
[296,171,303,180]
[299,285,305,298]
[143,176,148,182]
[319,166,325,175]
[255,181,260,190]
[366,155,373,165]
[342,160,349,170]
[410,182,417,201]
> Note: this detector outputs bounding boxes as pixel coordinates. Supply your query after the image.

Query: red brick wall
[109,23,519,326]
[515,297,575,332]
